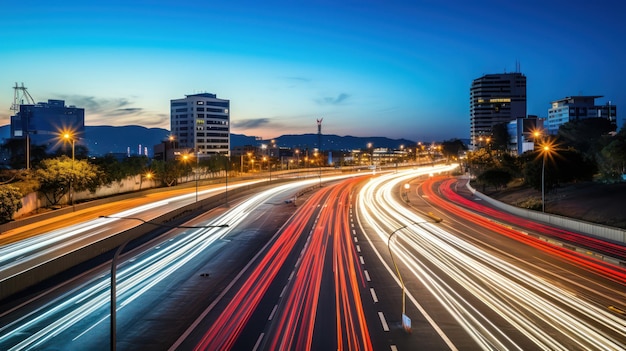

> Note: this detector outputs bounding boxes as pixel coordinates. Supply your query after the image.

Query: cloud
[232,118,271,129]
[52,94,168,128]
[316,93,351,105]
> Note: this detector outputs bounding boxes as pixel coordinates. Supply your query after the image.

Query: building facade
[470,72,526,149]
[546,96,616,134]
[170,93,230,158]
[10,99,85,148]
[507,116,544,155]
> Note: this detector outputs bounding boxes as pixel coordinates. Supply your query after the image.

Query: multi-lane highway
[356,169,626,350]
[2,164,625,350]
[0,175,358,350]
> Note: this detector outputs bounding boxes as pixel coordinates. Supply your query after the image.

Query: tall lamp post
[540,144,551,213]
[62,132,75,207]
[100,215,228,351]
[387,224,414,333]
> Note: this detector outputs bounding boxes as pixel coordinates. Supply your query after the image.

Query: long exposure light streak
[195,177,373,351]
[0,179,324,350]
[357,166,626,350]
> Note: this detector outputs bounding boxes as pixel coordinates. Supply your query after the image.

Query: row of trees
[0,144,234,223]
[468,118,625,196]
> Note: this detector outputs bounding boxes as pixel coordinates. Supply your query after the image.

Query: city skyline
[1,0,624,142]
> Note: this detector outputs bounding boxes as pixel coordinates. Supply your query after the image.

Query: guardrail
[465,181,626,245]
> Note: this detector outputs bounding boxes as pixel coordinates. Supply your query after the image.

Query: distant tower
[10,82,35,114]
[317,118,323,152]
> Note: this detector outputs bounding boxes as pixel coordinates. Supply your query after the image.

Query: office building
[10,99,85,148]
[546,96,616,134]
[507,116,544,155]
[170,93,230,158]
[470,72,526,149]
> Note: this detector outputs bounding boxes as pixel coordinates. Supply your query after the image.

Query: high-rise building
[10,99,85,148]
[546,96,616,134]
[470,72,526,149]
[170,93,230,158]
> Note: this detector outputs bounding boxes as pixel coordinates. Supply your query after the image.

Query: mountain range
[0,125,453,156]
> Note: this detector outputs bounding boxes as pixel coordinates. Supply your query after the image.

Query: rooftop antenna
[10,82,35,113]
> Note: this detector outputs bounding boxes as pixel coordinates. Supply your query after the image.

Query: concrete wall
[465,181,626,244]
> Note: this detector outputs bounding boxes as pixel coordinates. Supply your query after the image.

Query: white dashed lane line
[378,312,390,331]
[370,288,379,303]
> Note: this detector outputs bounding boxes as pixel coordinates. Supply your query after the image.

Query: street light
[540,144,550,213]
[99,215,228,351]
[61,131,75,208]
[387,224,415,333]
[182,152,198,202]
[403,183,410,203]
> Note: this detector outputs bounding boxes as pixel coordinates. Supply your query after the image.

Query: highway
[0,174,365,350]
[2,164,625,350]
[182,176,377,350]
[355,168,626,350]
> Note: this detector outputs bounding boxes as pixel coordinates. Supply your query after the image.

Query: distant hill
[0,124,465,156]
[84,125,170,156]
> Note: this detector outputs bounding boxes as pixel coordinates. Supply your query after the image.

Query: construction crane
[10,82,35,113]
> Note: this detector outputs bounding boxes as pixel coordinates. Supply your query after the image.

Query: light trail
[0,178,326,350]
[194,177,373,351]
[357,167,626,350]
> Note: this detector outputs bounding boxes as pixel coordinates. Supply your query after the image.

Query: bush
[0,185,23,223]
[516,196,542,211]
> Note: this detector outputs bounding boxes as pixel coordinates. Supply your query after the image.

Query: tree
[151,160,183,187]
[597,128,626,182]
[491,122,510,152]
[91,155,151,184]
[35,156,104,206]
[522,148,594,192]
[466,148,497,176]
[477,168,512,191]
[558,118,615,156]
[0,185,22,223]
[440,139,467,161]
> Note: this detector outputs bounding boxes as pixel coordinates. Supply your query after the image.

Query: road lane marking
[364,270,371,281]
[252,333,264,351]
[288,271,294,280]
[359,256,365,265]
[353,236,358,243]
[268,305,278,320]
[280,285,288,298]
[390,346,398,351]
[378,312,390,331]
[370,288,378,303]
[356,244,361,252]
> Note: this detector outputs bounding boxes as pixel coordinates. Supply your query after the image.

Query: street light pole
[387,224,413,333]
[541,147,547,213]
[100,216,228,351]
[62,132,75,208]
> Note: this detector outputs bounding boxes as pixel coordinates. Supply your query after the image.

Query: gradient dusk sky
[1,0,624,142]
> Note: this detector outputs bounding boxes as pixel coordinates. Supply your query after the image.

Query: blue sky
[1,0,624,142]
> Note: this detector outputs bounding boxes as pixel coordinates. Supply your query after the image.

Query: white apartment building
[547,96,616,134]
[170,93,230,158]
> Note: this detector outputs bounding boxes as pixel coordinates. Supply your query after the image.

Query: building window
[197,101,204,105]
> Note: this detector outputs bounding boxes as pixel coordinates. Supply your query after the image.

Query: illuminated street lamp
[139,171,153,190]
[61,131,75,207]
[403,183,410,203]
[540,143,552,213]
[182,152,198,202]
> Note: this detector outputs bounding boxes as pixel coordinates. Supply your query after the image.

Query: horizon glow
[1,0,624,142]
